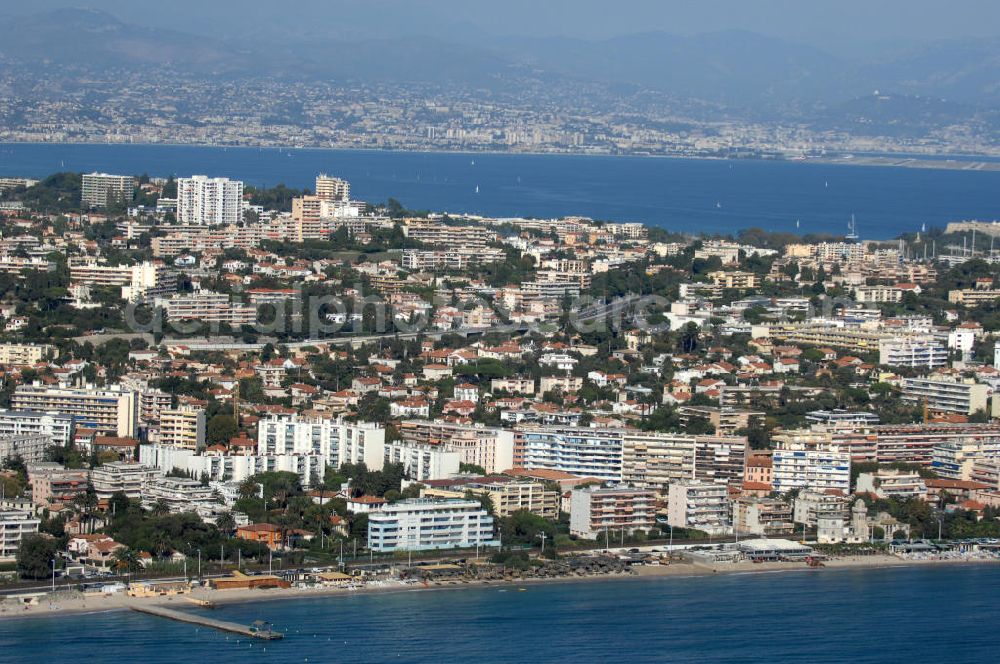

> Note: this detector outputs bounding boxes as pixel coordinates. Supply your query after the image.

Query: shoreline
[2,140,999,175]
[4,554,997,623]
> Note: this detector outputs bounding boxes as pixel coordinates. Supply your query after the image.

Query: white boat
[846,214,859,240]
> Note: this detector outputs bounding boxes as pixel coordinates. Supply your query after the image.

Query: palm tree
[113,547,142,580]
[238,479,259,500]
[215,511,237,536]
[151,499,170,516]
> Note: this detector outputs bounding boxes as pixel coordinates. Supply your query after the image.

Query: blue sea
[3,565,998,663]
[1,143,999,239]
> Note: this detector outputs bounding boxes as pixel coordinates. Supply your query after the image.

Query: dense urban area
[2,169,1000,612]
[1,72,994,159]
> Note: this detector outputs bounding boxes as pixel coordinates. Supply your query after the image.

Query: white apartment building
[854,285,904,304]
[256,415,386,470]
[856,470,927,500]
[11,384,137,437]
[620,433,747,496]
[81,172,135,208]
[569,486,657,539]
[515,426,624,481]
[90,462,163,500]
[666,480,730,535]
[140,444,326,488]
[158,407,206,450]
[0,409,74,447]
[176,175,244,225]
[900,377,990,415]
[155,292,257,325]
[442,428,515,476]
[70,260,177,302]
[367,498,497,552]
[772,443,851,493]
[384,440,460,481]
[140,476,216,513]
[878,337,948,369]
[0,510,40,560]
[315,173,350,202]
[793,489,849,526]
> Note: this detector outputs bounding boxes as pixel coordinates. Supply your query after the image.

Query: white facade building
[176,175,244,225]
[772,443,851,493]
[90,462,163,500]
[0,510,40,560]
[666,480,731,535]
[256,415,386,470]
[384,440,460,481]
[878,337,948,369]
[11,385,137,437]
[0,409,74,447]
[367,498,497,552]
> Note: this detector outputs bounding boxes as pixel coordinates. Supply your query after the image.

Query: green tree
[113,547,143,575]
[206,414,238,445]
[16,534,58,579]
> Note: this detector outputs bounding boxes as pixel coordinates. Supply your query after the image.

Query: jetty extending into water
[130,605,283,640]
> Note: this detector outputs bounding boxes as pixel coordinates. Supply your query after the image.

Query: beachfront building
[732,497,794,537]
[666,480,730,535]
[315,174,350,202]
[568,486,657,539]
[367,499,497,552]
[0,510,40,560]
[620,432,748,496]
[793,490,849,527]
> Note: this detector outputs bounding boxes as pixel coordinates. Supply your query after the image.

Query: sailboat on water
[846,214,859,241]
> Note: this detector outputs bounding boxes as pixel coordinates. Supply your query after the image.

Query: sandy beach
[3,553,997,622]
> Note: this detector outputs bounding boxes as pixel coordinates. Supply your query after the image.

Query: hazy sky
[14,0,1000,54]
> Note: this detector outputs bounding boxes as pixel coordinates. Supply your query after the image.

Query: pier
[130,605,283,640]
